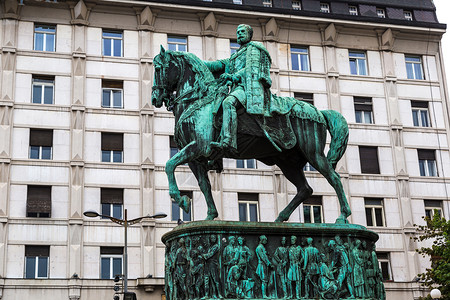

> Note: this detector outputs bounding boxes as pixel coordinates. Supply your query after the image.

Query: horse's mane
[168,51,216,97]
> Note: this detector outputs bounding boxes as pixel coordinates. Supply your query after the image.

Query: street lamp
[431,289,442,300]
[83,209,167,292]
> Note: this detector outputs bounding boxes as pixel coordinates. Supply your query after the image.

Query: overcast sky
[433,0,449,85]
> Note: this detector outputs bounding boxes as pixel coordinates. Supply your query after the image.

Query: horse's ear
[160,45,166,55]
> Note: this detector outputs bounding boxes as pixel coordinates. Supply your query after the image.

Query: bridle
[152,59,175,110]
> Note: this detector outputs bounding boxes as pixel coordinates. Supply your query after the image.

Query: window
[230,42,240,54]
[291,46,310,71]
[168,36,187,52]
[262,0,272,7]
[102,80,123,108]
[101,133,123,163]
[292,1,301,10]
[424,200,442,219]
[349,51,367,75]
[411,101,430,127]
[294,92,314,105]
[320,3,330,13]
[233,0,242,4]
[25,246,49,279]
[102,30,123,57]
[101,247,123,279]
[354,97,373,124]
[34,24,55,52]
[418,149,437,177]
[303,163,316,172]
[349,5,358,15]
[101,188,123,219]
[29,129,53,160]
[359,146,380,174]
[404,11,413,21]
[236,159,256,169]
[405,56,423,80]
[365,198,385,227]
[172,191,192,221]
[170,136,178,158]
[238,193,258,222]
[376,8,385,18]
[27,186,51,218]
[32,76,54,104]
[377,253,392,281]
[303,196,323,223]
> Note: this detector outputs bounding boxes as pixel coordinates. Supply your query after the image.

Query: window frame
[102,80,124,109]
[29,129,53,160]
[359,146,380,174]
[377,252,392,281]
[238,193,259,222]
[233,0,242,4]
[348,5,358,15]
[405,55,424,80]
[24,246,50,279]
[424,200,443,219]
[349,51,368,76]
[404,11,413,21]
[171,191,193,222]
[236,159,256,169]
[101,133,123,163]
[365,198,385,227]
[34,24,56,52]
[101,188,123,219]
[100,254,123,279]
[354,97,373,124]
[302,196,323,224]
[292,1,301,10]
[168,36,187,52]
[27,185,51,218]
[291,46,310,71]
[262,0,272,7]
[411,101,430,127]
[418,150,437,177]
[376,8,386,18]
[32,77,55,104]
[102,30,123,57]
[320,3,330,13]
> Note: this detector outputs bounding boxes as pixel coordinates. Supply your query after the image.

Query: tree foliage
[414,211,450,300]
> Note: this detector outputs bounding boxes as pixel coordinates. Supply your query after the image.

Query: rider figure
[205,24,272,153]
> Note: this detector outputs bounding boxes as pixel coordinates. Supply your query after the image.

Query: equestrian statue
[151,24,351,224]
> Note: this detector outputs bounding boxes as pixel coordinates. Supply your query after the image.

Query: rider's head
[236,24,253,45]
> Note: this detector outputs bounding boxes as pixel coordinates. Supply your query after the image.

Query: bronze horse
[151,47,351,223]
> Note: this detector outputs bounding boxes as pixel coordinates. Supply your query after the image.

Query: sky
[433,0,450,86]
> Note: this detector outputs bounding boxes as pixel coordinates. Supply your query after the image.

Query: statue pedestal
[162,221,386,300]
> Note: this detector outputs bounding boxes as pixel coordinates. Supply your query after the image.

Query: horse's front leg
[189,161,218,220]
[166,141,198,213]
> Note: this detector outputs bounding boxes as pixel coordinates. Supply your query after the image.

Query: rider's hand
[220,73,232,81]
[231,74,241,83]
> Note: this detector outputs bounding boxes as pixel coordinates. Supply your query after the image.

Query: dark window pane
[103,39,111,56]
[364,111,372,124]
[26,257,36,278]
[113,91,122,108]
[102,90,110,107]
[425,209,432,219]
[168,44,176,51]
[406,63,414,79]
[102,150,111,162]
[102,203,111,218]
[30,146,40,159]
[427,160,437,176]
[375,208,383,226]
[113,151,122,163]
[414,63,423,79]
[380,261,390,281]
[44,86,53,104]
[183,208,191,222]
[113,39,122,57]
[313,206,322,223]
[239,203,247,221]
[412,110,419,126]
[101,257,110,279]
[178,44,187,52]
[420,110,429,127]
[247,159,255,169]
[33,85,42,103]
[236,160,244,168]
[46,34,55,52]
[291,54,299,70]
[419,160,426,176]
[112,258,122,277]
[300,54,309,71]
[41,146,52,159]
[249,203,258,222]
[365,207,373,226]
[304,206,311,223]
[349,59,357,74]
[172,201,180,221]
[37,257,48,277]
[355,111,362,123]
[113,204,122,219]
[35,33,44,51]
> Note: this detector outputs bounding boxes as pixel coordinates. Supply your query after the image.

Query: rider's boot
[211,97,238,154]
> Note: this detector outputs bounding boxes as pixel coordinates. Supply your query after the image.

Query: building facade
[0,0,448,299]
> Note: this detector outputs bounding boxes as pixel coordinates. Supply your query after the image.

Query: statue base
[162,221,386,300]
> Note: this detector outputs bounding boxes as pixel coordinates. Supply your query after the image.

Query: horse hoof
[335,216,349,224]
[274,215,287,222]
[205,211,218,220]
[180,195,192,213]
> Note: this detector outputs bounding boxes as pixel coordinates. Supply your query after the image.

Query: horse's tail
[321,110,349,169]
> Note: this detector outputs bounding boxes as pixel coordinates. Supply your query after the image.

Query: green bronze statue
[151,24,352,224]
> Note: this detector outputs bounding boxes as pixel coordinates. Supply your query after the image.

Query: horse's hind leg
[189,161,218,220]
[274,157,313,222]
[310,153,351,224]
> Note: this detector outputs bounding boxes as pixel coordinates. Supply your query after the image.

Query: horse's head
[152,46,178,109]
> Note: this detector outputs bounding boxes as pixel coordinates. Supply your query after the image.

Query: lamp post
[431,289,442,300]
[83,209,167,293]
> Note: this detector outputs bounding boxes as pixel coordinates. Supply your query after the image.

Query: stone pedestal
[162,221,386,300]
